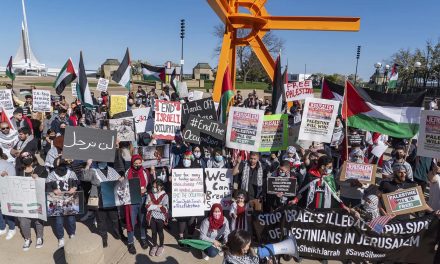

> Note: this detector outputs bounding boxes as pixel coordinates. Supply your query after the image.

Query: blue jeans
[204,246,219,258]
[0,209,15,230]
[127,196,147,244]
[55,215,76,239]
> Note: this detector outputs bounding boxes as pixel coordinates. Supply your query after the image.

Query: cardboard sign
[63,126,117,162]
[171,169,205,217]
[0,89,14,117]
[32,90,51,112]
[284,80,314,102]
[154,100,181,140]
[267,177,297,196]
[340,162,376,184]
[0,176,47,221]
[204,168,233,210]
[417,110,440,158]
[96,78,109,92]
[140,145,170,167]
[382,186,429,216]
[259,114,288,152]
[110,95,127,117]
[132,108,153,134]
[298,98,339,143]
[71,83,78,97]
[46,191,84,217]
[181,97,217,126]
[188,91,204,101]
[109,117,136,142]
[226,107,264,152]
[101,178,142,208]
[347,133,365,147]
[183,115,226,147]
[177,81,188,98]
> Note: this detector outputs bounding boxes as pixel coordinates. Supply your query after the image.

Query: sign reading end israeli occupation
[382,186,429,216]
[154,100,181,140]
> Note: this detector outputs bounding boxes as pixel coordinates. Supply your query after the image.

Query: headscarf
[208,203,224,232]
[364,194,380,219]
[127,155,147,188]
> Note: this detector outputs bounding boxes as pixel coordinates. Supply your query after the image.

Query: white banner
[298,98,339,143]
[96,78,109,92]
[172,169,205,217]
[417,110,440,158]
[204,168,233,210]
[284,80,314,102]
[0,176,47,221]
[132,108,153,134]
[32,90,51,112]
[226,107,264,151]
[0,89,14,117]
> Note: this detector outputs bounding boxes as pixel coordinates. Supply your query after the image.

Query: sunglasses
[0,127,9,130]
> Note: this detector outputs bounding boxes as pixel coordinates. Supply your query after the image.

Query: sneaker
[140,238,148,250]
[58,238,65,248]
[0,229,7,236]
[155,246,164,256]
[36,238,43,249]
[80,211,94,222]
[218,250,223,256]
[127,243,136,255]
[23,239,32,251]
[69,234,75,239]
[202,252,210,261]
[149,246,158,256]
[5,229,16,240]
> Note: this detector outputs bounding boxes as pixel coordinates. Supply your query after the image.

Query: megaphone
[255,235,300,261]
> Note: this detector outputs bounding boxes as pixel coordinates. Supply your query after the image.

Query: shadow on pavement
[53,247,66,264]
[135,254,179,264]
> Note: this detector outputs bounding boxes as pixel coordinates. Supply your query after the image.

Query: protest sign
[340,162,376,184]
[298,98,339,143]
[259,114,288,152]
[46,191,84,217]
[417,110,440,158]
[284,80,314,102]
[182,97,217,126]
[63,126,116,162]
[0,176,47,221]
[204,168,233,210]
[32,90,51,112]
[183,115,226,147]
[0,89,14,116]
[171,169,205,217]
[253,206,438,263]
[188,90,204,101]
[382,186,429,216]
[109,95,127,117]
[226,107,264,152]
[347,133,366,147]
[109,117,136,142]
[132,108,153,134]
[154,100,181,140]
[101,178,142,208]
[267,177,297,196]
[71,83,77,97]
[177,81,188,98]
[96,78,109,92]
[140,145,170,167]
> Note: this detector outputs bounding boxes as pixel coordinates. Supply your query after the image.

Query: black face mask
[49,136,56,140]
[133,165,141,170]
[54,166,68,176]
[22,157,33,166]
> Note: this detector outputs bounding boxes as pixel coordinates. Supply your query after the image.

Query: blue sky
[1,0,439,80]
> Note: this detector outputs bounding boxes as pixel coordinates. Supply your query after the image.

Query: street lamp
[374,62,382,91]
[414,61,421,88]
[354,45,361,86]
[180,19,185,80]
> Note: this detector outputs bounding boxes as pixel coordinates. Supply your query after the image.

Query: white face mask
[153,187,158,193]
[193,152,201,158]
[326,168,333,175]
[183,159,191,168]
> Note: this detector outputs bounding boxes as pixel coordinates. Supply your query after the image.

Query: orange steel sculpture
[208,0,360,102]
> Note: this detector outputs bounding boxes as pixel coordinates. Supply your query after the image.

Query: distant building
[193,63,214,81]
[287,73,312,82]
[101,59,120,79]
[164,61,181,83]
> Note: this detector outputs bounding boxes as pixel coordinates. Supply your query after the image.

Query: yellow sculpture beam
[208,0,361,102]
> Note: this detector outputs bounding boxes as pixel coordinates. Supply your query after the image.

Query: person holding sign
[0,149,18,241]
[229,191,250,232]
[199,203,230,260]
[265,160,298,211]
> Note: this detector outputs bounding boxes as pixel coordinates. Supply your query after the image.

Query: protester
[382,145,413,181]
[229,190,250,232]
[0,148,17,240]
[222,230,259,264]
[199,203,230,260]
[0,121,19,163]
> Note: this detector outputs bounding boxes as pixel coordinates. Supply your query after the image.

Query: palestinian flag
[53,58,77,95]
[342,80,425,138]
[321,78,344,101]
[141,64,165,82]
[77,51,94,107]
[170,68,178,94]
[271,55,284,114]
[112,48,131,90]
[6,56,15,81]
[388,64,399,89]
[218,66,234,123]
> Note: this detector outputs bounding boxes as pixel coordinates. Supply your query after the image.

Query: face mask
[204,152,211,159]
[55,166,68,176]
[22,157,33,166]
[133,165,141,170]
[213,211,222,220]
[326,168,333,175]
[215,156,223,162]
[153,188,158,193]
[49,136,56,140]
[183,159,191,168]
[193,152,201,158]
[279,171,286,177]
[97,162,107,169]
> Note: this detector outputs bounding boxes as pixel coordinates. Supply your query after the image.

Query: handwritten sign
[154,100,181,140]
[267,177,297,196]
[109,117,136,142]
[0,89,14,117]
[132,108,153,134]
[340,162,376,184]
[177,81,188,98]
[259,114,288,152]
[63,126,116,162]
[183,115,226,147]
[188,91,204,101]
[204,168,233,210]
[46,191,84,217]
[298,98,339,143]
[181,97,217,126]
[32,90,51,112]
[417,110,440,158]
[140,145,170,167]
[284,80,314,102]
[96,78,109,92]
[0,176,47,221]
[71,83,78,97]
[382,186,429,216]
[101,178,142,208]
[171,169,205,217]
[110,95,127,117]
[226,107,264,152]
